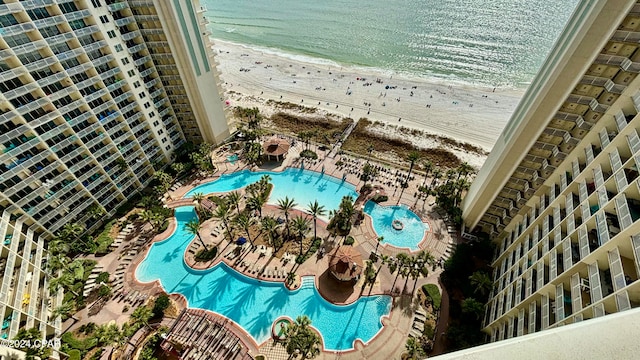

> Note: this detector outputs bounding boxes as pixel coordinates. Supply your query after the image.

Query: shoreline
[212,38,526,163]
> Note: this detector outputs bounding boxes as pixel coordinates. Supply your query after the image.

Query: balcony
[127,43,147,55]
[121,30,141,42]
[1,22,35,37]
[32,15,67,29]
[621,58,640,73]
[133,55,151,67]
[23,55,57,72]
[83,40,108,53]
[4,82,38,100]
[0,2,22,16]
[74,25,100,37]
[107,1,129,12]
[114,17,135,27]
[0,67,26,82]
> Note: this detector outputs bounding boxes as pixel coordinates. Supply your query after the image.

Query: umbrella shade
[236,237,247,245]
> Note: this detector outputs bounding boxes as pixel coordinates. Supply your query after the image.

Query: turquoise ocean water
[203,0,579,87]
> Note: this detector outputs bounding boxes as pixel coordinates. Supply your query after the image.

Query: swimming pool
[185,168,358,215]
[363,201,428,251]
[135,207,392,351]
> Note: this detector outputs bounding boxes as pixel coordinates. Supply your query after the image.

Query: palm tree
[405,337,426,360]
[461,298,485,320]
[277,196,297,238]
[360,162,378,189]
[247,193,267,219]
[185,219,208,251]
[226,191,241,214]
[234,212,256,247]
[51,302,74,320]
[428,168,443,192]
[421,160,433,188]
[405,151,421,184]
[284,315,321,359]
[445,169,456,185]
[469,271,493,297]
[138,209,155,224]
[261,216,280,250]
[192,192,205,205]
[48,272,78,297]
[374,236,384,255]
[398,151,421,200]
[306,200,326,242]
[213,203,233,242]
[456,161,474,180]
[291,215,311,254]
[130,306,153,329]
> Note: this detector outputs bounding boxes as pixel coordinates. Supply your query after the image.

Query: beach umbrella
[236,237,247,245]
[225,100,230,105]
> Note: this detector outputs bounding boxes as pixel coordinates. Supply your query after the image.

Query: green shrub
[295,237,322,264]
[343,236,355,246]
[96,272,110,284]
[300,149,318,159]
[93,220,115,255]
[371,194,388,203]
[68,349,81,360]
[97,285,112,299]
[152,294,170,318]
[423,323,435,339]
[194,246,218,262]
[422,284,442,310]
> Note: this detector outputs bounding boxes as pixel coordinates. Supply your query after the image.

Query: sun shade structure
[328,247,363,282]
[262,137,291,161]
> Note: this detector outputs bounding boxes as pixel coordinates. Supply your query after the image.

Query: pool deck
[69,141,459,359]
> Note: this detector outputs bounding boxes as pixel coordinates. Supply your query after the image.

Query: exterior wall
[0,0,229,343]
[460,0,640,342]
[129,0,230,144]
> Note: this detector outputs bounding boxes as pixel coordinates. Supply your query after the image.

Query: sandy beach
[212,39,525,166]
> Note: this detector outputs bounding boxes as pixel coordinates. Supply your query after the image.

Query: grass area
[422,284,442,310]
[342,119,462,168]
[265,100,319,114]
[268,112,352,145]
[93,219,115,255]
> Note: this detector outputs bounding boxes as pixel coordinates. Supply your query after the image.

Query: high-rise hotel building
[0,0,228,343]
[462,0,640,344]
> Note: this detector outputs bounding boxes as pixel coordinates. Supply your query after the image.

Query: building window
[143,102,150,109]
[133,81,140,88]
[122,57,130,65]
[149,111,155,118]
[114,44,123,52]
[139,92,146,99]
[152,120,159,126]
[99,15,109,24]
[158,129,163,135]
[107,30,116,39]
[91,0,102,7]
[165,145,171,150]
[127,69,135,77]
[161,137,167,143]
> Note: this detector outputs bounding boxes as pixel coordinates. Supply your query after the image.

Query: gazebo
[328,247,363,282]
[262,137,290,161]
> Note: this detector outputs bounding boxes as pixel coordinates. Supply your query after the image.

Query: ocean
[202,0,579,88]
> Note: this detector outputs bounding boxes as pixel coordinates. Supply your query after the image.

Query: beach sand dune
[212,39,525,166]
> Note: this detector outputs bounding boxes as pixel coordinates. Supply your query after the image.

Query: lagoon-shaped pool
[135,207,392,351]
[185,168,358,214]
[363,201,428,251]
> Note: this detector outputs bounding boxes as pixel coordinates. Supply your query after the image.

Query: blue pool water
[185,168,358,215]
[226,154,239,164]
[363,201,428,251]
[135,207,392,351]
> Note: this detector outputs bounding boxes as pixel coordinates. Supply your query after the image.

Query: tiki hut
[328,247,363,282]
[262,138,290,161]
